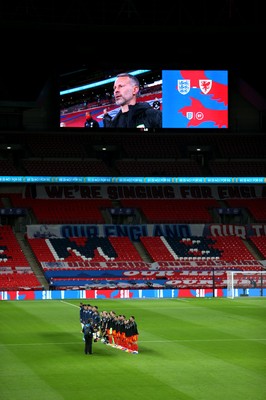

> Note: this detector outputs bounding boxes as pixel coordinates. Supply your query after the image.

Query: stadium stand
[0,7,266,293]
[120,199,219,223]
[0,226,43,290]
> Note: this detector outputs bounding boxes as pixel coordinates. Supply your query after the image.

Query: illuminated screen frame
[59,69,228,131]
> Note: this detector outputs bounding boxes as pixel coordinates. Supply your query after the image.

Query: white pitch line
[60,300,79,308]
[1,338,265,347]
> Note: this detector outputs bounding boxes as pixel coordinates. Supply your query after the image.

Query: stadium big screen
[59,69,228,131]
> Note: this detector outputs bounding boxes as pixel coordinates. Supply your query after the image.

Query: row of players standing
[80,303,139,352]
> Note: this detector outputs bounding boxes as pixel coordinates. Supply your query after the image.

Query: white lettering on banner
[165,280,182,285]
[155,260,262,267]
[120,290,130,298]
[123,271,176,277]
[251,225,266,236]
[42,291,52,300]
[156,261,191,267]
[1,292,8,300]
[169,279,200,285]
[119,272,221,281]
[196,289,205,297]
[209,224,247,238]
[32,184,266,200]
[79,290,86,298]
[99,261,148,268]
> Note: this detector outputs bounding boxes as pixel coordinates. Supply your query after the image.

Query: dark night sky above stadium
[0,1,265,103]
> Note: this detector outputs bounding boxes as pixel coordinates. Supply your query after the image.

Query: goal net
[227,270,266,299]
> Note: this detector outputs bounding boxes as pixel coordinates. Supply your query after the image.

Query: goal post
[226,270,266,299]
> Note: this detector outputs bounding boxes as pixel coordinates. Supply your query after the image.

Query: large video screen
[59,69,228,131]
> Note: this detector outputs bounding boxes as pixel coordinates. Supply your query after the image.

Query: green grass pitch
[0,297,265,400]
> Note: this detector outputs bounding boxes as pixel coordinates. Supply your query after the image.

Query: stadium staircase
[244,238,264,260]
[15,232,49,289]
[133,241,153,263]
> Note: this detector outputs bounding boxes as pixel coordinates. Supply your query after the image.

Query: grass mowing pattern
[0,298,266,400]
